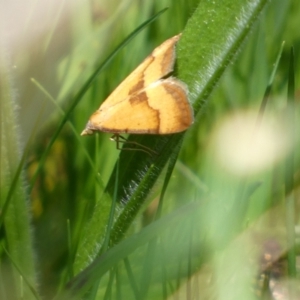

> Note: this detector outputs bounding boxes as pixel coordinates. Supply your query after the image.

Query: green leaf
[0,43,38,299]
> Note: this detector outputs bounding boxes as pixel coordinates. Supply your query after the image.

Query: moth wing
[87,78,193,134]
[99,34,181,110]
[146,78,194,134]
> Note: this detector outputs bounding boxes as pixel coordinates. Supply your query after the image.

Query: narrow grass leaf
[285,47,296,278]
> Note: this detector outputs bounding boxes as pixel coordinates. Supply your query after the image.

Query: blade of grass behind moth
[105,0,270,247]
[257,41,285,124]
[285,47,296,278]
[28,8,169,193]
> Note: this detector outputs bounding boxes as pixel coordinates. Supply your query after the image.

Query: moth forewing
[81,34,193,153]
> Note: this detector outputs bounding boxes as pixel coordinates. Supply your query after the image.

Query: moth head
[81,121,98,136]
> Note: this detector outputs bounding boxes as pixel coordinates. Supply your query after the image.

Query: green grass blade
[178,0,269,113]
[258,41,285,118]
[0,42,38,299]
[285,47,296,279]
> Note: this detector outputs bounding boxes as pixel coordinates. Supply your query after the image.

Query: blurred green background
[1,0,300,299]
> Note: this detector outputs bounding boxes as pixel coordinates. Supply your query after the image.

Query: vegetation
[0,0,299,299]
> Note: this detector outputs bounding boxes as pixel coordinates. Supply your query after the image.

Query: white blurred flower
[211,110,292,176]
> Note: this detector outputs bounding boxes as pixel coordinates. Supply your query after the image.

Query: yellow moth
[81,34,194,149]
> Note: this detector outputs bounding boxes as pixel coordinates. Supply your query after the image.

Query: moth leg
[110,134,157,156]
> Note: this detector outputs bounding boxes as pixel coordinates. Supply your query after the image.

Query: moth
[81,34,194,152]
